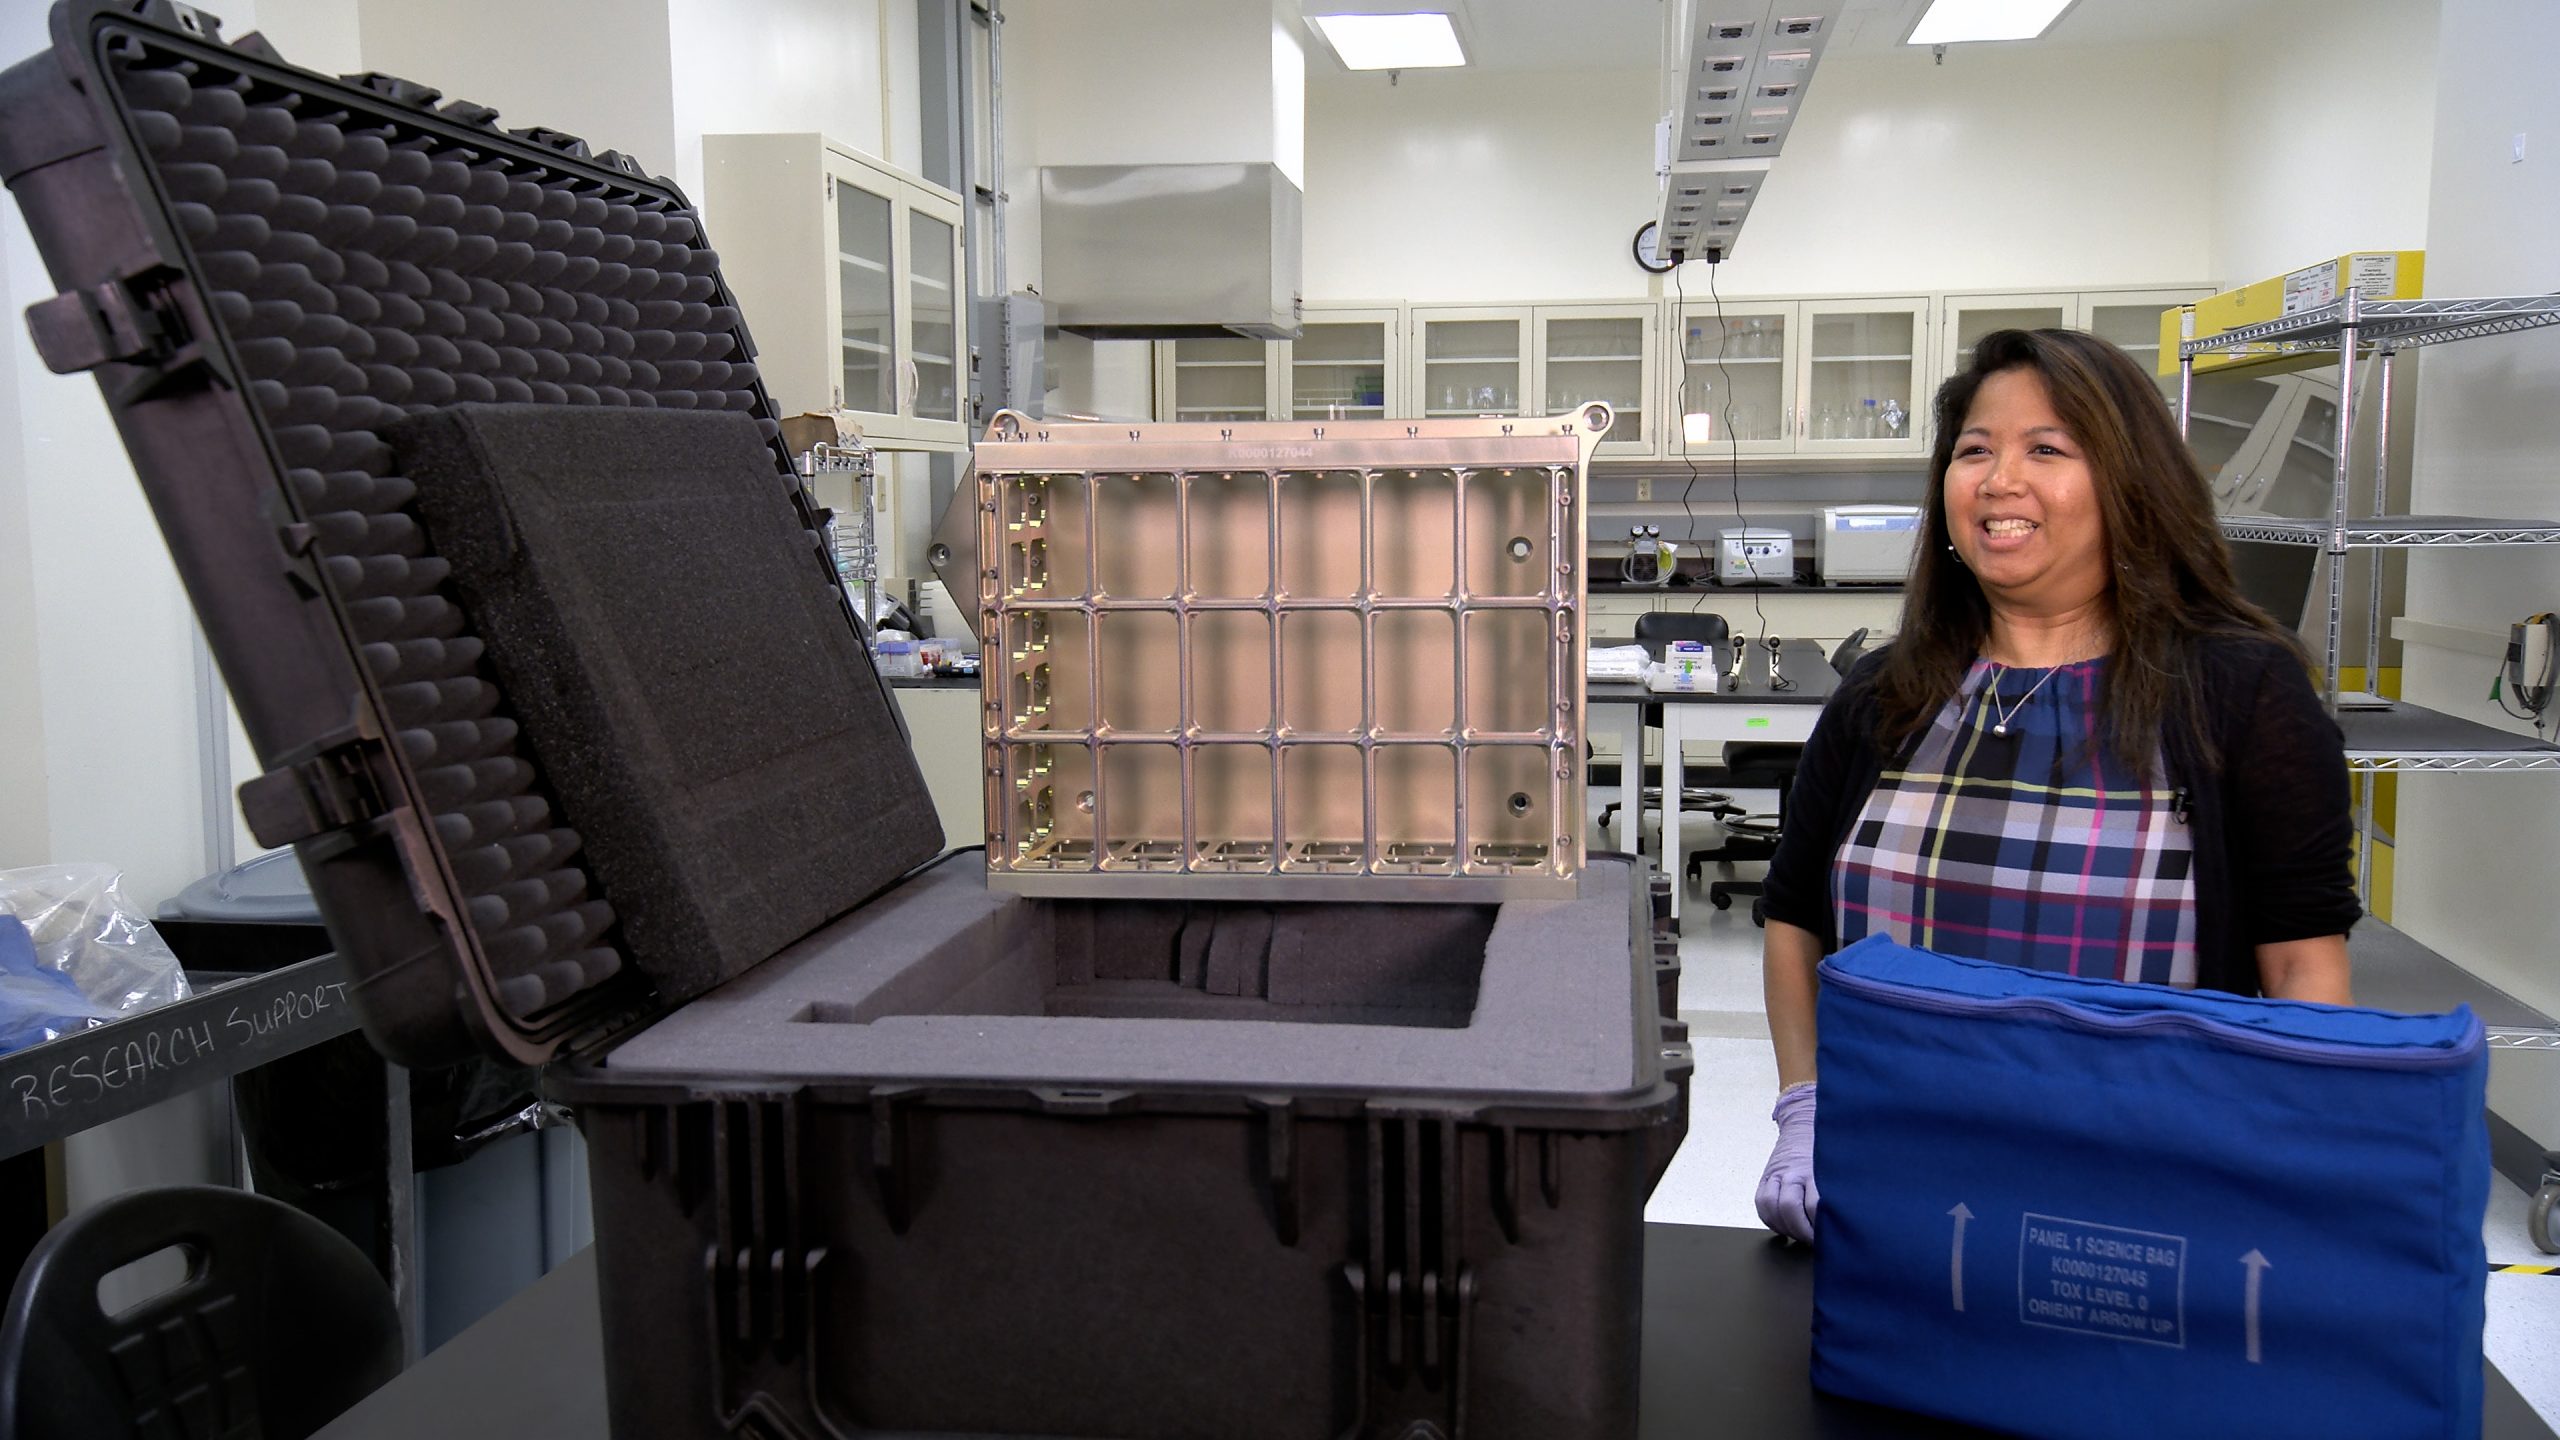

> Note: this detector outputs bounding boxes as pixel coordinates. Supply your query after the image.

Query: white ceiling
[1299,0,2278,74]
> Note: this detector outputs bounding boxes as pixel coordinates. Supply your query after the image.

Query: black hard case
[0,6,1694,1436]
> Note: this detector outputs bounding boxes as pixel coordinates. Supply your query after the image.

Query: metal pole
[385,1060,421,1365]
[2367,350,2393,698]
[2326,292,2359,711]
[2176,309,2195,441]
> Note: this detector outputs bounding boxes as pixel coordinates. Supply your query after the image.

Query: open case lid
[0,0,940,1068]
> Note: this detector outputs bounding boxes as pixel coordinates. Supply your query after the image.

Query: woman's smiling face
[1943,367,2110,613]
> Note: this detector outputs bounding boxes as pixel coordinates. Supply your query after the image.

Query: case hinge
[1343,1113,1476,1438]
[25,268,179,376]
[340,71,443,110]
[237,728,393,849]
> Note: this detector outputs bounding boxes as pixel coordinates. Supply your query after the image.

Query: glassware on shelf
[1882,397,1908,438]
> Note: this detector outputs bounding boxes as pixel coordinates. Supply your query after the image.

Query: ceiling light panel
[1656,157,1770,262]
[1655,0,1828,261]
[1673,6,1831,165]
[1905,0,2076,45]
[1309,12,1467,70]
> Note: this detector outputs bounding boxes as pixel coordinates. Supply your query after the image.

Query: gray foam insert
[599,855,1648,1098]
[387,404,943,1004]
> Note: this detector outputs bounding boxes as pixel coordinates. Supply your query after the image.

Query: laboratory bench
[309,1221,2557,1439]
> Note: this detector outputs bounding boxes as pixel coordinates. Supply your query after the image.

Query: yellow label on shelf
[2160,251,2427,377]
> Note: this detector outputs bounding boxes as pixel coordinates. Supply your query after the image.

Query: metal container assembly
[965,406,1607,900]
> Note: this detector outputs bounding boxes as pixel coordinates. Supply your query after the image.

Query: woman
[1753,328,2359,1246]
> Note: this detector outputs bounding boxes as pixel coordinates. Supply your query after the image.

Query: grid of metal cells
[974,413,1599,898]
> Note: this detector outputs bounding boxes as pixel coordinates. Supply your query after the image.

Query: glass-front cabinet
[2082,287,2213,402]
[1410,308,1528,418]
[1532,304,1657,455]
[1798,298,1930,455]
[1155,336,1280,422]
[1671,302,1795,456]
[1672,298,1929,457]
[1940,292,2073,379]
[702,133,970,450]
[1282,308,1400,420]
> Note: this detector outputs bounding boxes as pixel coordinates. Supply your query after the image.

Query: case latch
[24,270,175,375]
[238,728,393,849]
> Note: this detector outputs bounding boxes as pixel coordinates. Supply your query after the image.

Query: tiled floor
[1643,888,2560,1427]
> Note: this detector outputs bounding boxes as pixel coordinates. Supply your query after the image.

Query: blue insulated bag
[1811,935,2489,1440]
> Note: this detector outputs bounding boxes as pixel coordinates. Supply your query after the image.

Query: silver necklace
[1983,662,2067,736]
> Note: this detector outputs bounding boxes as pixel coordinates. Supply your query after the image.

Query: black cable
[1669,263,1704,571]
[1698,256,1787,690]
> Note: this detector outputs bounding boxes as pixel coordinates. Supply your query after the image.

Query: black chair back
[1829,626,1872,676]
[0,1185,402,1440]
[1634,610,1730,660]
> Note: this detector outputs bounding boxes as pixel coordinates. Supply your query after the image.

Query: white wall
[668,0,891,201]
[0,0,251,908]
[2210,0,2437,285]
[1305,43,2228,306]
[1027,0,1297,173]
[356,0,679,180]
[2391,0,2560,1023]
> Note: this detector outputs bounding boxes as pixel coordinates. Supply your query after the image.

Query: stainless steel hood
[1039,163,1303,341]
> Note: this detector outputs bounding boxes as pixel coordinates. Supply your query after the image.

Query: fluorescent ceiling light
[1310,12,1467,70]
[1907,0,2076,45]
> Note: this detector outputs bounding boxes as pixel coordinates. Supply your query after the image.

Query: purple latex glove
[1755,1082,1819,1244]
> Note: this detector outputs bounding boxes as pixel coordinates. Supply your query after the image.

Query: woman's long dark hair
[1876,328,2302,772]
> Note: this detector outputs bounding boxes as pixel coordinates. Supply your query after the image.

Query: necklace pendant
[1993,723,2008,736]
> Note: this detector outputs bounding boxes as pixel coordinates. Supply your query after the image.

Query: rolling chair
[1595,611,1738,867]
[0,1185,403,1440]
[1702,629,1870,924]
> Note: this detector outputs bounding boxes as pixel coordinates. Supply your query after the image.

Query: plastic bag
[0,864,193,1030]
[0,915,122,1052]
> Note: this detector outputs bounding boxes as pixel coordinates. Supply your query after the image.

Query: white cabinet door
[1796,298,1929,455]
[1283,308,1400,420]
[1670,300,1796,457]
[1156,336,1281,422]
[1940,292,2073,383]
[1533,303,1658,455]
[1411,307,1530,419]
[2077,287,2213,403]
[900,189,969,445]
[804,142,969,450]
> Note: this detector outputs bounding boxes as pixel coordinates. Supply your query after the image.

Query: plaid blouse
[1831,657,2199,987]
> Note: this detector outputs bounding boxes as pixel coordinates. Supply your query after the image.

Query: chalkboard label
[0,955,356,1157]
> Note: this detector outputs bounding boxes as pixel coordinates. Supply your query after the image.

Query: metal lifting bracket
[237,725,393,850]
[25,263,180,375]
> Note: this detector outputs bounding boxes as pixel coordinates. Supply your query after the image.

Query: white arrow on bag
[2241,1249,2272,1364]
[1948,1203,1975,1312]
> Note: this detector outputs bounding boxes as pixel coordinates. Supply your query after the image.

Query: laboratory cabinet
[1671,297,1933,458]
[703,133,970,449]
[1939,287,2213,404]
[1153,335,1283,422]
[1410,306,1532,420]
[1281,307,1402,421]
[1535,303,1662,456]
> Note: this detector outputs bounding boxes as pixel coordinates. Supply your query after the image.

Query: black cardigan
[1760,631,2362,996]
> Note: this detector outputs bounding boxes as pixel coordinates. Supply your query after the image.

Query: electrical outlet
[1636,477,1653,502]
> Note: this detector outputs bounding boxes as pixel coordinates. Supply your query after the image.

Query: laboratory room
[3,0,2560,1433]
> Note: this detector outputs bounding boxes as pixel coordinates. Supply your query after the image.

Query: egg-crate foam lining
[102,36,836,1020]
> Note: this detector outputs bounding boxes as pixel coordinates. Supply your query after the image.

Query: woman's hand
[2258,934,2353,1005]
[1757,1083,1820,1244]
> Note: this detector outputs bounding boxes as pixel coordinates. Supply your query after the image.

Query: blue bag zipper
[1822,965,2483,1072]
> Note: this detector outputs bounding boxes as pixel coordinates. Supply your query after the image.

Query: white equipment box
[1717,527,1794,585]
[1815,505,1920,584]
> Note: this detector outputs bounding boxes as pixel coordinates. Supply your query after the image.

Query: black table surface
[314,1222,2555,1438]
[1589,637,1841,705]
